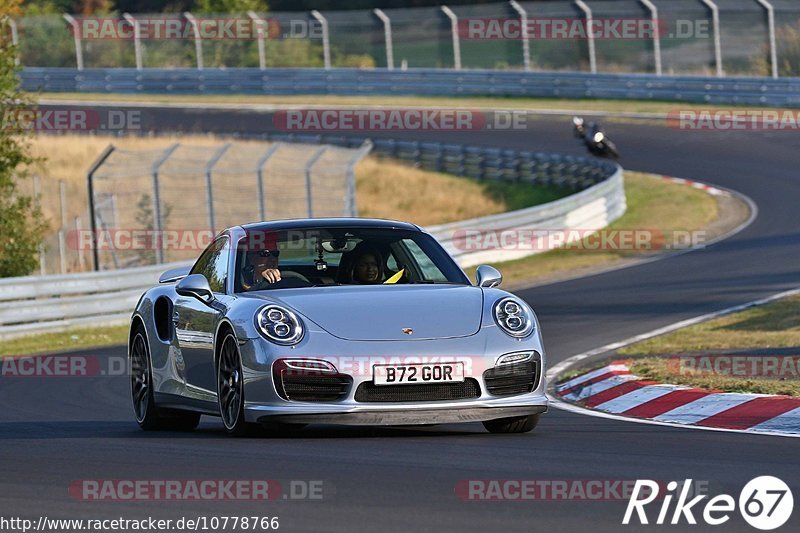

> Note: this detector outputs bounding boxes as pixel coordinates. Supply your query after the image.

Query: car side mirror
[175,274,214,304]
[159,265,191,284]
[476,265,502,288]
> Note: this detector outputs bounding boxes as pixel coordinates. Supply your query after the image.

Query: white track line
[547,287,800,380]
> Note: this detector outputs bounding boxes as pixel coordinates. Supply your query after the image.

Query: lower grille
[483,360,539,397]
[355,379,481,403]
[278,373,352,402]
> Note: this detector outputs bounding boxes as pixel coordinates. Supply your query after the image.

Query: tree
[0,0,48,277]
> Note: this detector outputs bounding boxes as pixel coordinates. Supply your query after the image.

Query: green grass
[497,171,719,287]
[483,180,570,212]
[39,92,785,115]
[628,357,800,397]
[0,324,129,357]
[620,295,800,356]
[603,294,800,396]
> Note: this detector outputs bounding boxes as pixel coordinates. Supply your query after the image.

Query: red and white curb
[658,175,728,196]
[555,361,800,436]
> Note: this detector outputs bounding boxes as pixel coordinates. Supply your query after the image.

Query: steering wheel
[281,271,310,283]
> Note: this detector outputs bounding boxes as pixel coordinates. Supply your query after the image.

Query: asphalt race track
[3,104,800,531]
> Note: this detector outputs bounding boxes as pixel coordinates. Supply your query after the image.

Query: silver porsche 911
[129,218,548,436]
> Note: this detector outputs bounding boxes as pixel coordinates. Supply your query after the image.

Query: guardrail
[0,140,622,341]
[0,261,190,340]
[430,167,625,268]
[21,67,800,106]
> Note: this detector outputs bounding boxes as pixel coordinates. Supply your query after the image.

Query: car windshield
[234,227,469,292]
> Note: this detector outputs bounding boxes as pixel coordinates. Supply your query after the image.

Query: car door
[174,236,230,398]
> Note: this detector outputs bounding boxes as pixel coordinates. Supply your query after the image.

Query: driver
[242,249,282,290]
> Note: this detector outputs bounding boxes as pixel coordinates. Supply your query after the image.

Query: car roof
[239,218,421,232]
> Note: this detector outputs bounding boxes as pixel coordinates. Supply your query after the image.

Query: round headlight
[593,131,604,143]
[257,305,304,345]
[493,297,534,338]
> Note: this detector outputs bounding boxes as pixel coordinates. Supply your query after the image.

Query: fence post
[62,14,84,70]
[256,143,282,221]
[345,140,373,217]
[700,0,723,77]
[58,180,67,274]
[75,217,84,270]
[183,12,204,70]
[440,6,462,70]
[574,1,597,74]
[304,147,328,218]
[86,144,115,271]
[639,0,662,76]
[373,9,395,70]
[122,13,142,70]
[756,0,778,79]
[247,11,267,70]
[32,175,45,275]
[204,143,232,234]
[151,144,180,265]
[509,1,530,71]
[310,11,331,69]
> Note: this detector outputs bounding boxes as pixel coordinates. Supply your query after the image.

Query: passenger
[350,243,384,284]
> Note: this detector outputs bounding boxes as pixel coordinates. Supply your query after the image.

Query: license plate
[373,363,465,385]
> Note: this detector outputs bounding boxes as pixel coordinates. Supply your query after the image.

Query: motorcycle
[572,116,620,160]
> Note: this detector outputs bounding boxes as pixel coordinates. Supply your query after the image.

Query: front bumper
[244,389,548,425]
[252,404,547,426]
[239,323,549,426]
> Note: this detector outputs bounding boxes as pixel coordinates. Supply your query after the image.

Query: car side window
[190,237,229,293]
[401,239,447,281]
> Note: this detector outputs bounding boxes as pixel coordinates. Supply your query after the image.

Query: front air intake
[354,379,481,402]
[483,359,540,397]
[273,360,351,402]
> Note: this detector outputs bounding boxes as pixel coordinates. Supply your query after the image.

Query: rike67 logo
[624,477,793,530]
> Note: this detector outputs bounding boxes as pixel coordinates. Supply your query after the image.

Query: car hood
[246,285,484,341]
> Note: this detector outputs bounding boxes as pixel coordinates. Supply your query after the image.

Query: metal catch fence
[84,140,371,271]
[9,1,800,77]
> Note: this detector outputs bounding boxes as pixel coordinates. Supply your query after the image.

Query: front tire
[482,414,539,434]
[130,328,161,430]
[217,332,257,436]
